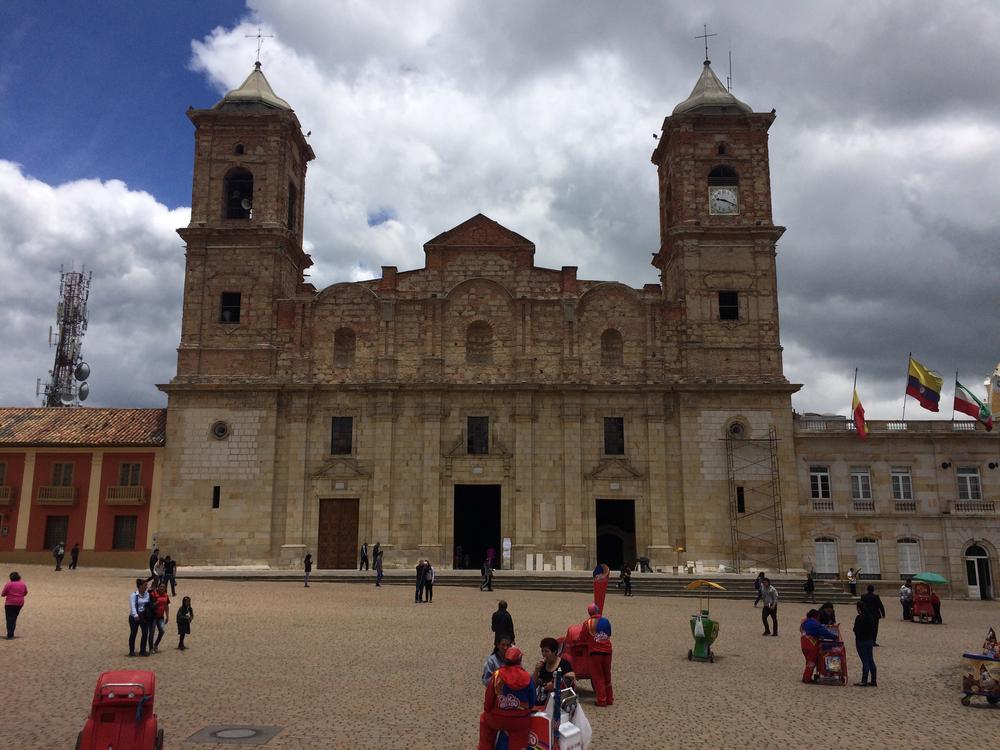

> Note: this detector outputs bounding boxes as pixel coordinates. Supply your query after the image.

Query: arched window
[855,537,881,578]
[897,538,921,576]
[966,544,988,557]
[333,328,356,367]
[601,329,623,367]
[225,168,254,219]
[813,537,838,577]
[466,321,492,364]
[708,165,738,186]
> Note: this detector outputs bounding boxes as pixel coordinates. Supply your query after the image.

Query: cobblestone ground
[2,565,998,749]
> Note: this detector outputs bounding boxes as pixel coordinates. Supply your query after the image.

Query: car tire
[961,695,972,706]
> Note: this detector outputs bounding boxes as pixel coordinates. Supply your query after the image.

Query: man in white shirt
[761,578,779,636]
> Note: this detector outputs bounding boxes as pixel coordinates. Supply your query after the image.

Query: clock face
[709,187,739,215]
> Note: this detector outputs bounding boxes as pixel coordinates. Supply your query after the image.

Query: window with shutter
[855,539,881,577]
[897,539,921,575]
[814,538,838,576]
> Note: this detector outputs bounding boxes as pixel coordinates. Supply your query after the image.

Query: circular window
[210,421,231,440]
[724,418,750,439]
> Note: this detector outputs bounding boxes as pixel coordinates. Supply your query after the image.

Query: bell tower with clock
[651,59,786,381]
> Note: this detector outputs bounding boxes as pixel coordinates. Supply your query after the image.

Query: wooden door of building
[317,498,359,569]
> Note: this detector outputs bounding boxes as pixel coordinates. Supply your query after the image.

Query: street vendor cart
[685,579,724,663]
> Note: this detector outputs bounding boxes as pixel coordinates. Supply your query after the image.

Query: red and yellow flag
[852,388,868,439]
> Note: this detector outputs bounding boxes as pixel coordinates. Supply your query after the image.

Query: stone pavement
[1,564,998,749]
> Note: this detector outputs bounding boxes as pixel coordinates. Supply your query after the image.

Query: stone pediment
[311,457,371,479]
[424,213,534,250]
[584,458,644,480]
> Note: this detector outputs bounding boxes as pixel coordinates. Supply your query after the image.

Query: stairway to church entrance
[595,499,636,570]
[316,498,359,568]
[453,484,501,570]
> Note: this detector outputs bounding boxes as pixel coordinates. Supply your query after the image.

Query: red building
[0,408,165,566]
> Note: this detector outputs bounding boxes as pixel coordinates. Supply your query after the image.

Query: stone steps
[181,569,859,603]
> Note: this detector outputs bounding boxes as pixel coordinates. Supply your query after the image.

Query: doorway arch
[964,542,994,600]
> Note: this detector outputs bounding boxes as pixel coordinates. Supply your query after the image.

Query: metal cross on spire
[246,27,274,64]
[695,24,717,64]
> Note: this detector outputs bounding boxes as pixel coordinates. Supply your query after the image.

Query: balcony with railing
[852,499,876,513]
[810,498,834,512]
[0,486,14,505]
[105,486,146,505]
[796,418,988,435]
[893,500,917,513]
[37,486,76,505]
[949,499,997,515]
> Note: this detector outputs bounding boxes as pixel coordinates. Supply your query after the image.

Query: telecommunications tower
[38,267,93,407]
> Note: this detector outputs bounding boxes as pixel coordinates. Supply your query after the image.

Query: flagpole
[902,353,911,422]
[951,370,958,423]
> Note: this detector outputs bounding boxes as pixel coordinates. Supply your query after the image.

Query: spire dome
[213,62,292,111]
[672,61,751,115]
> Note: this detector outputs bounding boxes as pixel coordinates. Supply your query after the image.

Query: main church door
[317,498,359,569]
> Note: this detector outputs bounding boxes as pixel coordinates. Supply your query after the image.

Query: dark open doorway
[595,499,636,570]
[454,484,501,570]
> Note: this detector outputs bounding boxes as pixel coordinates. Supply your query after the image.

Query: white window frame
[850,467,873,501]
[891,467,913,501]
[957,467,982,501]
[809,466,831,500]
[897,538,921,576]
[814,538,839,576]
[855,538,881,577]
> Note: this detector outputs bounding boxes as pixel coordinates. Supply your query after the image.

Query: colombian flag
[906,357,943,412]
[852,388,868,439]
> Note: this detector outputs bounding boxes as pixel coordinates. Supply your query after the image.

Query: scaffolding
[726,425,786,572]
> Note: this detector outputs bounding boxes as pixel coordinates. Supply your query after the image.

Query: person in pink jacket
[2,571,28,639]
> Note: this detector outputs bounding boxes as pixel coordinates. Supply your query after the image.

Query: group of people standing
[50,542,80,571]
[128,577,193,656]
[147,548,179,596]
[415,559,435,603]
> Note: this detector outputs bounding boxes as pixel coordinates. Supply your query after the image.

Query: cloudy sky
[2,1,998,418]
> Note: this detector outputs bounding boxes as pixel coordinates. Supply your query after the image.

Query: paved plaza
[1,565,998,749]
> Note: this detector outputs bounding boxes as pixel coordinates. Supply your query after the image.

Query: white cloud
[0,160,187,407]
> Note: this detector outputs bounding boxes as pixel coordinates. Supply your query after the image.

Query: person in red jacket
[477,646,536,750]
[585,602,614,706]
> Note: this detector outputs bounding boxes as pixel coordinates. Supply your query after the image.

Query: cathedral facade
[149,61,999,594]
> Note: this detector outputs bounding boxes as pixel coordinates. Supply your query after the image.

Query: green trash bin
[688,610,720,662]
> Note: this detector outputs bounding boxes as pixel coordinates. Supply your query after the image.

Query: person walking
[149,583,170,653]
[69,543,80,570]
[163,556,178,596]
[477,646,535,750]
[148,548,160,579]
[151,557,165,586]
[374,550,383,587]
[899,578,913,621]
[752,572,765,607]
[930,591,943,624]
[847,567,858,596]
[480,558,494,592]
[359,541,369,571]
[176,596,194,650]
[492,600,515,645]
[621,563,633,597]
[128,579,151,657]
[415,559,427,603]
[803,573,816,603]
[303,553,312,587]
[52,541,65,571]
[859,584,886,646]
[584,603,613,706]
[760,578,779,636]
[852,600,878,687]
[423,562,435,603]
[2,572,27,639]
[372,542,381,567]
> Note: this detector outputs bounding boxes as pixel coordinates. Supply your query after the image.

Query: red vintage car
[76,670,163,750]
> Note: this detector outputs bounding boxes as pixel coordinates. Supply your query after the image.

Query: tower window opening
[224,168,254,219]
[601,329,623,367]
[718,291,739,320]
[708,165,738,186]
[220,292,242,323]
[287,181,299,231]
[234,143,245,155]
[736,486,746,513]
[717,142,727,155]
[466,321,493,364]
[333,328,356,367]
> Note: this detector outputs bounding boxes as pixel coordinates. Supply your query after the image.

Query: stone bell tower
[175,62,315,379]
[651,60,786,382]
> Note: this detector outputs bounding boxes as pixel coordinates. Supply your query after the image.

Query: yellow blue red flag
[906,356,943,412]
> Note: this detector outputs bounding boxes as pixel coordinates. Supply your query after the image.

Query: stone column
[645,393,672,568]
[561,395,585,567]
[13,452,36,550]
[512,391,535,566]
[146,449,164,550]
[81,452,104,550]
[278,391,311,567]
[370,391,395,549]
[419,393,443,564]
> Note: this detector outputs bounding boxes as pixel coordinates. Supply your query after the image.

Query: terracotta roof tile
[0,408,166,447]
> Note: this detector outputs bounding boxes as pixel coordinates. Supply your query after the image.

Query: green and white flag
[954,380,993,431]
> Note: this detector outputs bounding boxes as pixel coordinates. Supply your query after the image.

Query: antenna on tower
[727,48,733,92]
[39,267,92,407]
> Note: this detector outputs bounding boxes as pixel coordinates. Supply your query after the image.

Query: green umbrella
[913,572,949,584]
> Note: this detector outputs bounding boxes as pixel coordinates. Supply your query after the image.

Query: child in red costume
[585,602,614,706]
[799,608,839,683]
[478,646,536,750]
